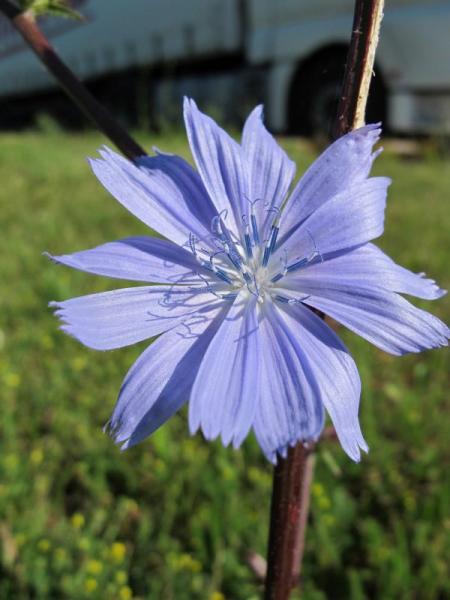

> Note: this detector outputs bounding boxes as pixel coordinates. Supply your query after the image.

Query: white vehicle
[1,0,449,134]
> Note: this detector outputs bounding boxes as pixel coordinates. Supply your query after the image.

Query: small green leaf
[19,0,83,20]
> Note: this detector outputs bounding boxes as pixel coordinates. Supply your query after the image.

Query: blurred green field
[0,128,449,600]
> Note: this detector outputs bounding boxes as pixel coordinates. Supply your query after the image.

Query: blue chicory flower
[48,98,449,463]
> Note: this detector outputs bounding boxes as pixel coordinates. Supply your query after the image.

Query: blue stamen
[274,294,290,303]
[211,213,245,272]
[251,214,260,246]
[244,232,253,258]
[262,246,271,268]
[196,272,237,302]
[221,292,238,301]
[286,257,309,273]
[196,273,219,298]
[244,197,261,247]
[243,270,253,284]
[189,233,197,256]
[242,216,253,259]
[274,294,310,305]
[226,248,243,271]
[270,272,284,283]
[200,262,214,273]
[268,223,279,255]
[215,268,233,284]
[262,210,280,267]
[252,274,262,300]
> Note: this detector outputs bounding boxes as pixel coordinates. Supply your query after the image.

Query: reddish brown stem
[264,445,314,600]
[0,0,145,160]
[264,2,384,599]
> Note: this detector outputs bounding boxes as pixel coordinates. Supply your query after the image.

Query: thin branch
[0,0,145,159]
[334,0,385,137]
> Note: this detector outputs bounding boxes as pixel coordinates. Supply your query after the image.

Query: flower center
[188,206,321,305]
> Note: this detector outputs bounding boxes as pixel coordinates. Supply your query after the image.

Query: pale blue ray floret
[48,98,449,464]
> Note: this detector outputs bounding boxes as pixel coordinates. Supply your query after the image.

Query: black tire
[288,48,386,137]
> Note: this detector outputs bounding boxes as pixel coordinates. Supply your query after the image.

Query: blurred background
[0,1,449,599]
[2,0,450,136]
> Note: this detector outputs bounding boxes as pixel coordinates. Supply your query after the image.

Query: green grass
[0,129,448,600]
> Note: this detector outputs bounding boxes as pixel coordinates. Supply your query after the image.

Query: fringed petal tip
[87,156,103,177]
[259,423,325,465]
[188,423,247,452]
[48,299,66,319]
[49,303,71,335]
[395,318,450,355]
[49,301,122,351]
[46,250,84,270]
[188,413,248,451]
[258,428,326,466]
[50,311,101,351]
[103,419,132,451]
[265,437,318,466]
[351,122,382,146]
[343,435,369,463]
[45,250,83,271]
[417,274,447,300]
[97,144,122,160]
[46,251,81,270]
[87,148,130,178]
[48,301,67,321]
[190,426,369,465]
[87,145,115,165]
[183,95,195,108]
[351,122,384,165]
[358,122,382,136]
[183,96,197,121]
[191,412,325,463]
[43,251,57,263]
[98,145,126,163]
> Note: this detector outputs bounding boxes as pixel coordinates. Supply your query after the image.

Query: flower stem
[0,0,145,160]
[264,2,384,598]
[264,445,315,600]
